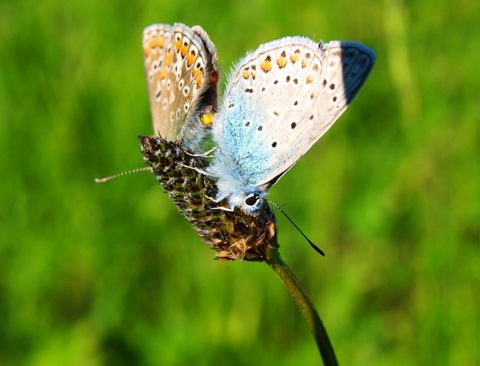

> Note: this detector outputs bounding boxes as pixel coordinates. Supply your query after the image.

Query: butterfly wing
[143,23,219,152]
[214,37,375,188]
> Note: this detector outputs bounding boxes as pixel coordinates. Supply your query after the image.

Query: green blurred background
[1,0,478,365]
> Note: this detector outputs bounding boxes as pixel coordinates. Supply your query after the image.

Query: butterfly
[142,23,219,153]
[207,37,375,215]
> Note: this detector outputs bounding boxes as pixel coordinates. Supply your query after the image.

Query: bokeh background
[1,0,478,365]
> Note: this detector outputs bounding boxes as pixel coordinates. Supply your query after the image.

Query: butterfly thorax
[207,153,268,215]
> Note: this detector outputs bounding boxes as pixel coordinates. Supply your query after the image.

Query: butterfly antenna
[266,198,325,256]
[95,167,152,183]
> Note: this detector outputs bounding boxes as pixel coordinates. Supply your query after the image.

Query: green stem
[265,247,338,366]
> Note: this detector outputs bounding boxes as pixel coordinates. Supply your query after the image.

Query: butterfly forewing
[215,37,375,188]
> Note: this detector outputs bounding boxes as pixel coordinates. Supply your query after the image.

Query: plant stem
[265,247,338,366]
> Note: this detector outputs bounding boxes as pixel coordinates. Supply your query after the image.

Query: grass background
[1,0,478,365]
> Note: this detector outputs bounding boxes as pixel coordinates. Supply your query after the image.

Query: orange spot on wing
[174,39,181,51]
[166,53,172,66]
[192,68,201,78]
[192,69,203,88]
[200,113,214,126]
[180,45,188,57]
[158,37,164,47]
[242,69,250,79]
[261,56,272,72]
[291,49,300,63]
[277,56,287,68]
[187,52,195,66]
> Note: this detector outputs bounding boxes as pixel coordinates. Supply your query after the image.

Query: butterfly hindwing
[143,23,218,152]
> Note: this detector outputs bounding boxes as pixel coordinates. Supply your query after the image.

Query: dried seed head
[139,135,278,261]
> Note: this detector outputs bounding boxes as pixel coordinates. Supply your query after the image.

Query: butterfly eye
[245,193,260,206]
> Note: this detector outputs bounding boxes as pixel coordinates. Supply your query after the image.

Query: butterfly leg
[205,197,233,212]
[175,162,213,177]
[183,146,218,158]
[203,193,235,212]
[210,205,234,212]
